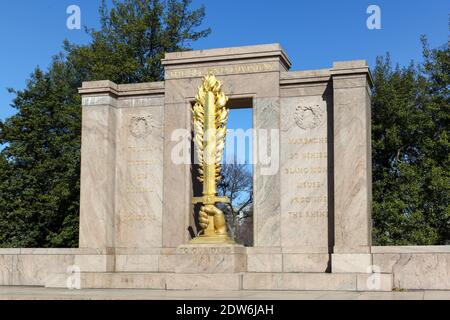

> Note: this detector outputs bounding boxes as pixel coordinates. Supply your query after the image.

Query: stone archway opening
[219,98,254,246]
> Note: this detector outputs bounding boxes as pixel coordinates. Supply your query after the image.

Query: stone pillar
[162,96,192,248]
[331,61,373,273]
[253,96,281,247]
[79,81,118,250]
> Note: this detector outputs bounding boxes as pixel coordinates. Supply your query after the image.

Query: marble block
[332,253,372,273]
[372,251,450,290]
[247,253,282,273]
[74,255,115,273]
[115,255,159,272]
[243,272,392,291]
[0,255,14,286]
[45,272,243,290]
[160,245,247,273]
[283,254,330,272]
[243,273,357,291]
[356,273,393,292]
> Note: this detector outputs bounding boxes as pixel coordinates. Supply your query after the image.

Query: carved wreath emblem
[129,115,153,138]
[294,104,326,130]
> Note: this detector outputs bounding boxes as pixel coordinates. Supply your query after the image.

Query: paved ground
[0,286,449,300]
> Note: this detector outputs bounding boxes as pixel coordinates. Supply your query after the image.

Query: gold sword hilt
[192,195,230,205]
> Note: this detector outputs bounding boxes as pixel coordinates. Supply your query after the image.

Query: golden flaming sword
[190,73,234,244]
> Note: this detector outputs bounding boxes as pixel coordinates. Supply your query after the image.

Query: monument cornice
[162,43,292,71]
[330,60,374,87]
[78,80,165,97]
[280,69,331,86]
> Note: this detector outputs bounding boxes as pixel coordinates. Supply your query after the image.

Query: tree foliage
[372,37,449,245]
[0,0,209,247]
[66,0,210,83]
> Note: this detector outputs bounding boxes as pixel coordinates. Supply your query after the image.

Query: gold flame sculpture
[190,73,234,244]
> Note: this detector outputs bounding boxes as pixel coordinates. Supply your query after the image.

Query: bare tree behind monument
[217,164,253,246]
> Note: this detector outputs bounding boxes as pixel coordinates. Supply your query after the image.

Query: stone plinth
[243,273,393,291]
[246,247,330,273]
[160,244,246,273]
[45,271,392,291]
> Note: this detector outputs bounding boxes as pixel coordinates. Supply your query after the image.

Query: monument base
[332,253,373,273]
[41,246,393,291]
[46,272,393,291]
[189,235,235,245]
[160,244,247,273]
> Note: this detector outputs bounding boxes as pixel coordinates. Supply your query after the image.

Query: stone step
[46,272,243,290]
[243,273,393,292]
[46,272,393,291]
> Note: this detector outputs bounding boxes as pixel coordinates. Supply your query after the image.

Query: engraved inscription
[297,181,325,189]
[165,62,277,79]
[127,160,154,166]
[289,137,327,145]
[291,196,328,205]
[284,167,327,174]
[288,211,328,219]
[120,213,156,222]
[289,152,327,160]
[178,247,233,254]
[128,145,162,152]
[126,187,154,193]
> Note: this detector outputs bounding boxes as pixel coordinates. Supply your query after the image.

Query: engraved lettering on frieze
[290,196,327,205]
[129,115,153,138]
[166,62,276,79]
[284,167,327,174]
[126,187,154,193]
[289,152,327,160]
[294,104,326,130]
[131,173,148,180]
[128,145,162,152]
[120,213,155,222]
[303,152,327,160]
[297,181,325,189]
[180,247,232,255]
[288,137,327,145]
[127,160,154,166]
[288,211,328,219]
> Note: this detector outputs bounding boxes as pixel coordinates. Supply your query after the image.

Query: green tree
[66,0,210,84]
[0,0,209,247]
[372,37,449,245]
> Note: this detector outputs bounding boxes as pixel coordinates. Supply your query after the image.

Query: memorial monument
[0,44,449,291]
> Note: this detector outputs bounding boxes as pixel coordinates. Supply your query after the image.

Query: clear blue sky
[0,0,448,122]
